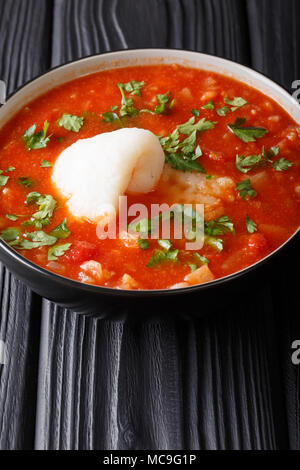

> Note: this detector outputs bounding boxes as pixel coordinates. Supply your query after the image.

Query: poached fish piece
[52,128,165,222]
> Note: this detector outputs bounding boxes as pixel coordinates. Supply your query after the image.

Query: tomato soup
[0,64,299,290]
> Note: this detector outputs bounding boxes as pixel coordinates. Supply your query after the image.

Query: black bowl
[0,49,299,315]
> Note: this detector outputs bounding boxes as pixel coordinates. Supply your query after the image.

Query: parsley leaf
[177,116,216,135]
[1,227,22,243]
[202,100,215,110]
[236,179,257,199]
[205,215,234,236]
[25,192,56,228]
[191,109,200,117]
[5,214,18,221]
[235,154,263,173]
[224,96,247,112]
[194,253,209,265]
[155,93,174,114]
[0,174,9,186]
[272,158,293,171]
[58,114,84,132]
[118,80,144,96]
[246,214,257,233]
[228,118,267,143]
[165,153,206,173]
[216,106,230,117]
[18,177,34,188]
[117,83,139,117]
[157,239,172,251]
[146,249,179,268]
[23,121,51,150]
[49,218,71,239]
[48,243,72,261]
[6,166,15,172]
[204,235,223,252]
[41,160,53,168]
[138,238,150,250]
[14,231,57,250]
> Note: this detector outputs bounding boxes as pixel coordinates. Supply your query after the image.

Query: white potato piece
[118,273,139,290]
[184,264,215,285]
[52,128,165,222]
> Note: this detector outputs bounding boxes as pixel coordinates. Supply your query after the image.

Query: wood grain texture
[0,0,51,449]
[0,0,299,450]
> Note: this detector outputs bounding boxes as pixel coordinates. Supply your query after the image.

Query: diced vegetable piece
[65,241,98,263]
[118,273,139,290]
[184,264,215,285]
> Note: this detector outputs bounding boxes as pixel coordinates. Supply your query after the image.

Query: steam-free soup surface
[0,64,299,289]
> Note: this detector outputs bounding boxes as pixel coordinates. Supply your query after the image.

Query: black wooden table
[0,0,299,450]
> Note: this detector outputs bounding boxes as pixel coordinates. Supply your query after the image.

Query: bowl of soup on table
[0,49,299,309]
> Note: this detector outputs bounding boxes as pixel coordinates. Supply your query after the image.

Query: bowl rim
[0,47,299,298]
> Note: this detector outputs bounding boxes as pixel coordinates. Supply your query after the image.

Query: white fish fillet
[52,128,165,222]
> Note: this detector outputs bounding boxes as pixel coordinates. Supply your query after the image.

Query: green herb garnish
[48,243,72,260]
[41,160,53,168]
[49,218,71,239]
[224,97,247,112]
[228,118,267,143]
[18,177,34,188]
[236,179,257,199]
[58,114,84,132]
[246,214,257,233]
[23,121,51,150]
[202,100,215,110]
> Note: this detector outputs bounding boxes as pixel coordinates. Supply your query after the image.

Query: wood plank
[0,0,52,450]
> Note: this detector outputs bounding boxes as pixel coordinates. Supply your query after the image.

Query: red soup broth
[0,64,299,290]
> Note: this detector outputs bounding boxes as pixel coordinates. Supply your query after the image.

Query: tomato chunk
[245,233,268,257]
[65,241,98,264]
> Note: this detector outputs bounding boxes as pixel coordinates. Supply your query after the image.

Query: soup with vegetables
[0,64,299,290]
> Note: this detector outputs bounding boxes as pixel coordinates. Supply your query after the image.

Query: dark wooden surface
[0,0,299,450]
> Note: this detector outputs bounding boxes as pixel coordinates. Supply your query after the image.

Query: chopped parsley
[202,100,215,110]
[224,97,247,112]
[6,166,15,172]
[160,116,216,173]
[236,146,293,173]
[194,253,209,265]
[205,215,234,236]
[18,177,34,188]
[191,109,200,117]
[49,218,71,239]
[58,114,84,132]
[138,238,150,250]
[117,83,139,117]
[155,92,174,115]
[5,214,18,221]
[228,118,267,143]
[0,174,9,187]
[246,214,257,233]
[41,160,53,168]
[48,243,72,261]
[14,231,57,250]
[236,179,257,199]
[157,239,172,251]
[272,158,293,171]
[235,154,263,173]
[25,192,56,228]
[1,227,22,243]
[23,121,51,150]
[216,106,230,117]
[146,248,179,268]
[117,80,144,96]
